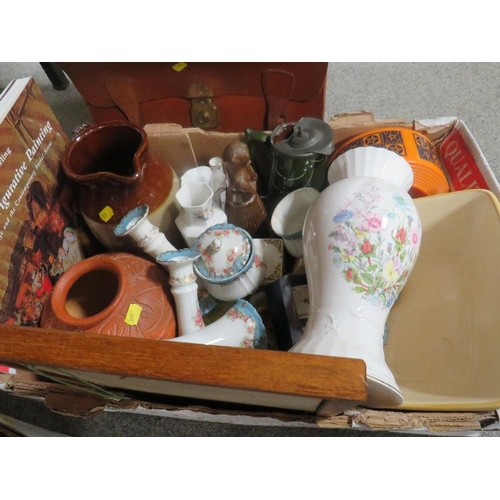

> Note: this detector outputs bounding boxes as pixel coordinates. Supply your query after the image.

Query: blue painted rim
[233,299,267,349]
[157,248,200,263]
[282,229,303,240]
[114,204,149,236]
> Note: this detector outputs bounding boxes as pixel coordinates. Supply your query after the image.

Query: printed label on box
[438,121,500,199]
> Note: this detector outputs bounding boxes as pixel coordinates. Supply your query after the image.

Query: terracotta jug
[61,121,182,251]
[40,252,177,339]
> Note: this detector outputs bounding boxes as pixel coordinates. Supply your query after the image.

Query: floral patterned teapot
[192,223,266,301]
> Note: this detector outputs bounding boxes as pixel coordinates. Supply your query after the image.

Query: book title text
[0,120,53,211]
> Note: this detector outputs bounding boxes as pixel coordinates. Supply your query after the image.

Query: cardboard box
[1,112,500,435]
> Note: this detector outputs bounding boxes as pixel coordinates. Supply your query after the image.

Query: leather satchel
[57,62,328,132]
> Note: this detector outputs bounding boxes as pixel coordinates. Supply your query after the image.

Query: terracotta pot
[62,121,182,251]
[332,126,449,198]
[40,252,177,339]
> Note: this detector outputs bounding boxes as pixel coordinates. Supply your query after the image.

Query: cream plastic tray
[386,189,500,411]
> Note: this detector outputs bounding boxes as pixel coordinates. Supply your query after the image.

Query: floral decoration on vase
[328,183,421,309]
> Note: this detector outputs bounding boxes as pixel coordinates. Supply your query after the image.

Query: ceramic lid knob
[208,238,222,254]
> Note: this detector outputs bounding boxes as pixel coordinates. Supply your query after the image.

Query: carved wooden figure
[223,141,269,237]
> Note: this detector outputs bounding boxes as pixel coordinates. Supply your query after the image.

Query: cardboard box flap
[146,123,198,176]
[317,408,497,433]
[414,116,457,143]
[146,123,244,176]
[328,112,458,147]
[186,129,243,168]
[328,111,409,127]
[328,112,411,145]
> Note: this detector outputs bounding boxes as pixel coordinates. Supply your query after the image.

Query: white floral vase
[175,181,227,247]
[290,147,422,409]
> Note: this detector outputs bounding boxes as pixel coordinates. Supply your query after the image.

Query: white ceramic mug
[270,187,319,258]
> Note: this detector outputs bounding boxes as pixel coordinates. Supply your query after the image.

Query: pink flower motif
[362,213,386,232]
[395,228,406,244]
[409,228,419,248]
[361,240,373,254]
[254,254,263,268]
[193,308,204,327]
[227,309,239,320]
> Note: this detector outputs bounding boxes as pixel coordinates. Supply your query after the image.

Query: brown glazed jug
[40,252,177,339]
[62,121,182,251]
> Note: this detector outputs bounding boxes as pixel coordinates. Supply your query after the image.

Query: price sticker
[99,206,114,222]
[125,303,142,326]
[172,62,187,72]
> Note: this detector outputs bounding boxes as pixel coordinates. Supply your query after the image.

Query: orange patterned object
[333,127,450,198]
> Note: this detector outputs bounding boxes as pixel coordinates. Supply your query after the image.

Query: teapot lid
[271,117,334,157]
[193,223,254,284]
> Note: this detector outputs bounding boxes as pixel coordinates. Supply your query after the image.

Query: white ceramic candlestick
[114,204,176,257]
[290,147,422,409]
[156,249,204,337]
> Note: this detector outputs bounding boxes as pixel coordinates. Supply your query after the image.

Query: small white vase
[168,299,267,348]
[175,181,227,247]
[290,147,422,409]
[113,204,177,258]
[180,166,227,208]
[209,156,224,172]
[156,249,204,337]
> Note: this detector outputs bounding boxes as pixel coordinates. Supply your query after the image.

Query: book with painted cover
[0,76,84,326]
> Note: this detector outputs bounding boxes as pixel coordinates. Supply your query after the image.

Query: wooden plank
[0,325,366,412]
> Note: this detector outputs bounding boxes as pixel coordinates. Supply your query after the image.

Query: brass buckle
[189,83,219,129]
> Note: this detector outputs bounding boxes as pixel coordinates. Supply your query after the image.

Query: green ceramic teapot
[245,117,334,211]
